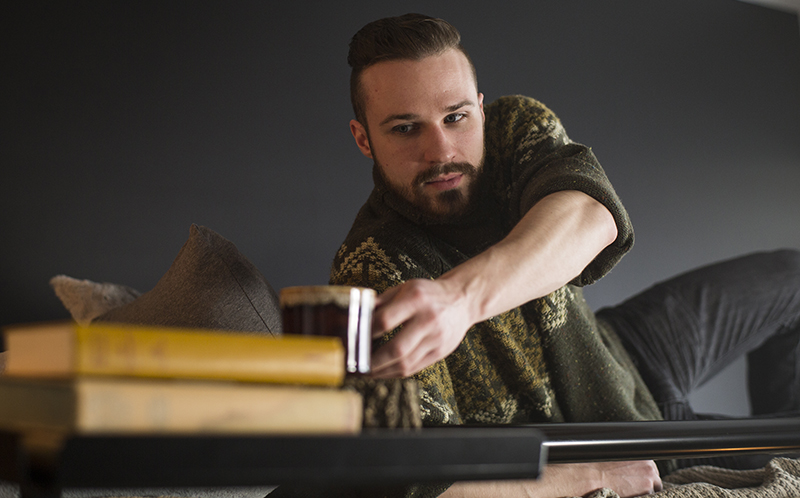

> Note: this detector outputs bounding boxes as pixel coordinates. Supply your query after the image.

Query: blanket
[584,458,800,498]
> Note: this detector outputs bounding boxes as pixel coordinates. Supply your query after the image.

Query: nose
[422,125,457,164]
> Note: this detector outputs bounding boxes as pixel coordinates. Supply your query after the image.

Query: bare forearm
[440,461,661,498]
[439,479,535,498]
[437,190,618,324]
[370,189,619,378]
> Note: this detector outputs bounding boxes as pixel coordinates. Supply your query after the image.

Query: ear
[350,119,373,159]
[478,92,486,123]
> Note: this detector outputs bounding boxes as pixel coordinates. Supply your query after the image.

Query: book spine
[0,377,362,435]
[73,324,345,386]
[74,378,362,434]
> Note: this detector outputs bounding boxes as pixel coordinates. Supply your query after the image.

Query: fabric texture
[582,458,800,498]
[50,275,141,326]
[314,95,662,498]
[330,96,661,428]
[343,377,422,429]
[597,249,800,470]
[598,250,800,422]
[96,224,282,335]
[32,224,284,497]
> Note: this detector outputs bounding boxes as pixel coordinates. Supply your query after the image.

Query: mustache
[414,162,478,186]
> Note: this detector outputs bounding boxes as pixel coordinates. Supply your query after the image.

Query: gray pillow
[96,224,281,335]
[50,275,141,326]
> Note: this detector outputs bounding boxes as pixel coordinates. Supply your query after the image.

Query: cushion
[95,224,281,335]
[50,275,141,326]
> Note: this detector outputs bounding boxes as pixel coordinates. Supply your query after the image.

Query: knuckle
[433,341,453,358]
[405,283,427,301]
[386,339,411,359]
[372,313,392,333]
[387,355,415,378]
[398,364,415,378]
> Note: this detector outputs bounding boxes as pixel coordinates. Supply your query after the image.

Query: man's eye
[393,124,414,134]
[444,113,464,124]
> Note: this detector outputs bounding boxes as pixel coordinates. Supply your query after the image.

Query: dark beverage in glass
[280,286,376,375]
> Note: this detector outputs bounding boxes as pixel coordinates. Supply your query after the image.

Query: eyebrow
[378,100,475,127]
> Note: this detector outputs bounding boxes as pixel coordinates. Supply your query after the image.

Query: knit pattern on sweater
[330,95,662,426]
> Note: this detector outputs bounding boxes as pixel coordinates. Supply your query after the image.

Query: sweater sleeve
[484,95,634,286]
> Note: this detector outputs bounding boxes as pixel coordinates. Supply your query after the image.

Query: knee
[770,249,800,274]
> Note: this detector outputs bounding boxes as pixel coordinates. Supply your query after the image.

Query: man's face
[350,48,485,220]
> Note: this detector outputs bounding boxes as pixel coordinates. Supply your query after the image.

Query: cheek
[386,143,426,178]
[459,130,485,162]
[377,150,417,186]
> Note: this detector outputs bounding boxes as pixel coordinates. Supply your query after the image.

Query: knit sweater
[330,95,662,427]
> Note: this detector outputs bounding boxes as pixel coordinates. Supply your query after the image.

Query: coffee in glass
[280,286,376,375]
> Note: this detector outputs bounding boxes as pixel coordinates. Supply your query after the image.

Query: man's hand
[566,461,662,497]
[441,460,662,498]
[370,278,476,378]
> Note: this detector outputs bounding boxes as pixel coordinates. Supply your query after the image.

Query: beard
[374,154,485,223]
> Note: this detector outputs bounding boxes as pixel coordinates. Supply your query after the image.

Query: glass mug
[280,286,376,375]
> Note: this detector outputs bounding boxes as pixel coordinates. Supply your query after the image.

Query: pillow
[50,275,141,326]
[95,224,282,335]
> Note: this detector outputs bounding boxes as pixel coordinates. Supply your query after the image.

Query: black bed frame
[1,418,799,498]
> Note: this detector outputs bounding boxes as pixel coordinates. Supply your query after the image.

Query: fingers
[374,284,400,307]
[371,281,428,338]
[369,279,471,377]
[545,461,661,498]
[649,461,663,493]
[603,460,662,497]
[370,326,448,378]
[370,320,428,376]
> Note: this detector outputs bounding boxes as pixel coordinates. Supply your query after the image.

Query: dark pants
[596,249,800,469]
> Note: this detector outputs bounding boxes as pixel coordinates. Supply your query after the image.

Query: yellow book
[2,321,344,387]
[0,376,362,435]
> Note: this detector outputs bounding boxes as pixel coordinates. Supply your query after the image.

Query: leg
[748,320,800,415]
[597,250,800,469]
[597,249,800,421]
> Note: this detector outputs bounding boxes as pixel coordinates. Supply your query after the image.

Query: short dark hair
[348,13,477,127]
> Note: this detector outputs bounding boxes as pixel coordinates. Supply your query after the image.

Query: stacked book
[0,321,362,437]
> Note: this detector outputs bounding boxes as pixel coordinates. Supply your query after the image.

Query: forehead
[359,49,478,126]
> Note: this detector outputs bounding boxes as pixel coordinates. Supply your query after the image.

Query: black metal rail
[532,418,800,463]
[3,418,800,498]
[0,427,545,497]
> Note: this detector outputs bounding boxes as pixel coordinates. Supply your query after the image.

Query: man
[329,13,800,498]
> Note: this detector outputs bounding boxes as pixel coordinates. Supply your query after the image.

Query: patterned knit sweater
[330,95,662,427]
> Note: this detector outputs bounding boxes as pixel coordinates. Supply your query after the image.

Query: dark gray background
[3,0,799,416]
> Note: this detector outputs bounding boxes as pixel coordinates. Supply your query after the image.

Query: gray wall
[3,1,799,415]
